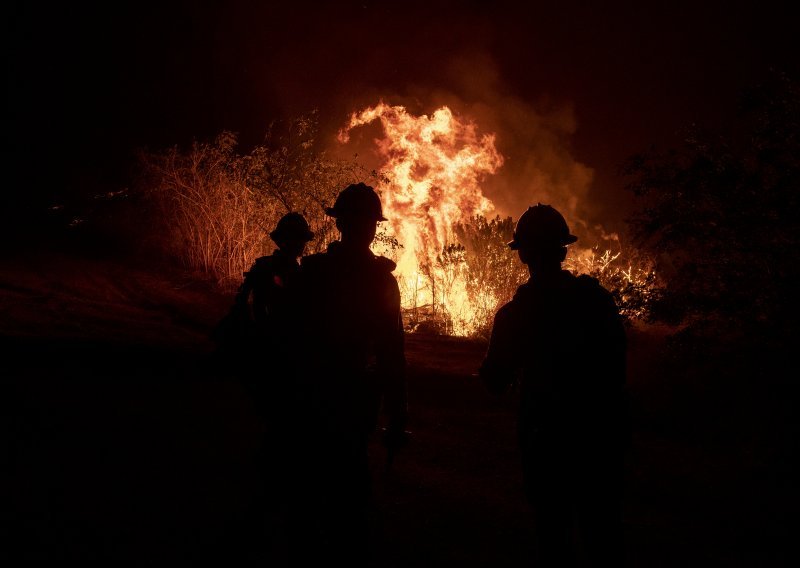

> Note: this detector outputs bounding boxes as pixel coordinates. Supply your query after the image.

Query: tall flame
[339,102,504,335]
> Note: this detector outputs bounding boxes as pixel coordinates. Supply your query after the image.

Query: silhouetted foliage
[138,113,372,289]
[623,70,799,349]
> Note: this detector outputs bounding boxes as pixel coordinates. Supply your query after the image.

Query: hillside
[5,244,794,566]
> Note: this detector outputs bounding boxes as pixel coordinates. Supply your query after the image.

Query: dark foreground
[5,250,795,567]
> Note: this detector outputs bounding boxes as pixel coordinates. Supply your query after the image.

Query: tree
[623,70,799,350]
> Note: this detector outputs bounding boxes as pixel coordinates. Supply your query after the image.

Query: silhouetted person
[225,212,315,407]
[292,183,408,566]
[211,212,314,369]
[480,204,628,567]
[211,212,314,562]
[240,212,314,339]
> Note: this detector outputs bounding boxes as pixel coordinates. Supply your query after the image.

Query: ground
[4,242,794,567]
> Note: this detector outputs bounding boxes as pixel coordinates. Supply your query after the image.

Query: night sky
[7,0,796,235]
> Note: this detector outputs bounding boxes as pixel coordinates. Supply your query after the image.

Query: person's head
[325,183,386,248]
[508,204,577,274]
[270,212,315,258]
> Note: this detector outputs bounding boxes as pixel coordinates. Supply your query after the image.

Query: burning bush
[565,246,661,322]
[139,107,660,337]
[392,213,659,338]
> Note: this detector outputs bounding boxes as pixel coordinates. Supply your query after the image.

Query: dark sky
[7,0,796,233]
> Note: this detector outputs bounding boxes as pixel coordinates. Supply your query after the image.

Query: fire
[339,103,504,335]
[565,246,660,321]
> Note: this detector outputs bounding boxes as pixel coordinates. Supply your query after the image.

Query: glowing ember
[339,103,504,335]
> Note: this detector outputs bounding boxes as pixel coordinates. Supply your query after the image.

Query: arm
[248,257,274,326]
[479,305,519,395]
[377,281,408,433]
[376,277,408,453]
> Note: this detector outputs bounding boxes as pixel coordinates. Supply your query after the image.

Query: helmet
[508,204,578,249]
[270,212,315,243]
[325,183,387,221]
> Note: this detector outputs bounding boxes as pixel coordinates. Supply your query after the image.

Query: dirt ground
[5,246,795,566]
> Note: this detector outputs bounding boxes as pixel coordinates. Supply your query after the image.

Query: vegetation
[403,216,657,337]
[139,113,371,290]
[565,246,661,323]
[622,70,799,352]
[139,114,660,336]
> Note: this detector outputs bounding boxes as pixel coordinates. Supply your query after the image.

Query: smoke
[201,1,621,247]
[324,53,606,245]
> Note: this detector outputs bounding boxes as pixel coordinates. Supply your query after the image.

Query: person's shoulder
[495,301,516,318]
[574,273,619,311]
[575,273,602,288]
[370,255,399,293]
[301,251,341,285]
[489,296,528,336]
[495,286,527,320]
[300,251,328,270]
[373,255,397,273]
[246,255,273,274]
[508,280,533,304]
[575,273,611,295]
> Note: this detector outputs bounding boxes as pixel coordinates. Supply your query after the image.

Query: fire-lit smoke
[337,101,659,333]
[338,103,504,335]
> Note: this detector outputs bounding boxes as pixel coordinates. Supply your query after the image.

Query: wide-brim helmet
[325,182,387,222]
[508,203,578,249]
[270,212,315,243]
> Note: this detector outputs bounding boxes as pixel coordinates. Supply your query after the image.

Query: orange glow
[339,103,504,335]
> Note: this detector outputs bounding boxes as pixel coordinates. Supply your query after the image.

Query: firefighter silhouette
[480,204,628,567]
[290,183,408,566]
[210,212,315,564]
[230,212,314,402]
[211,211,314,364]
[244,212,315,335]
